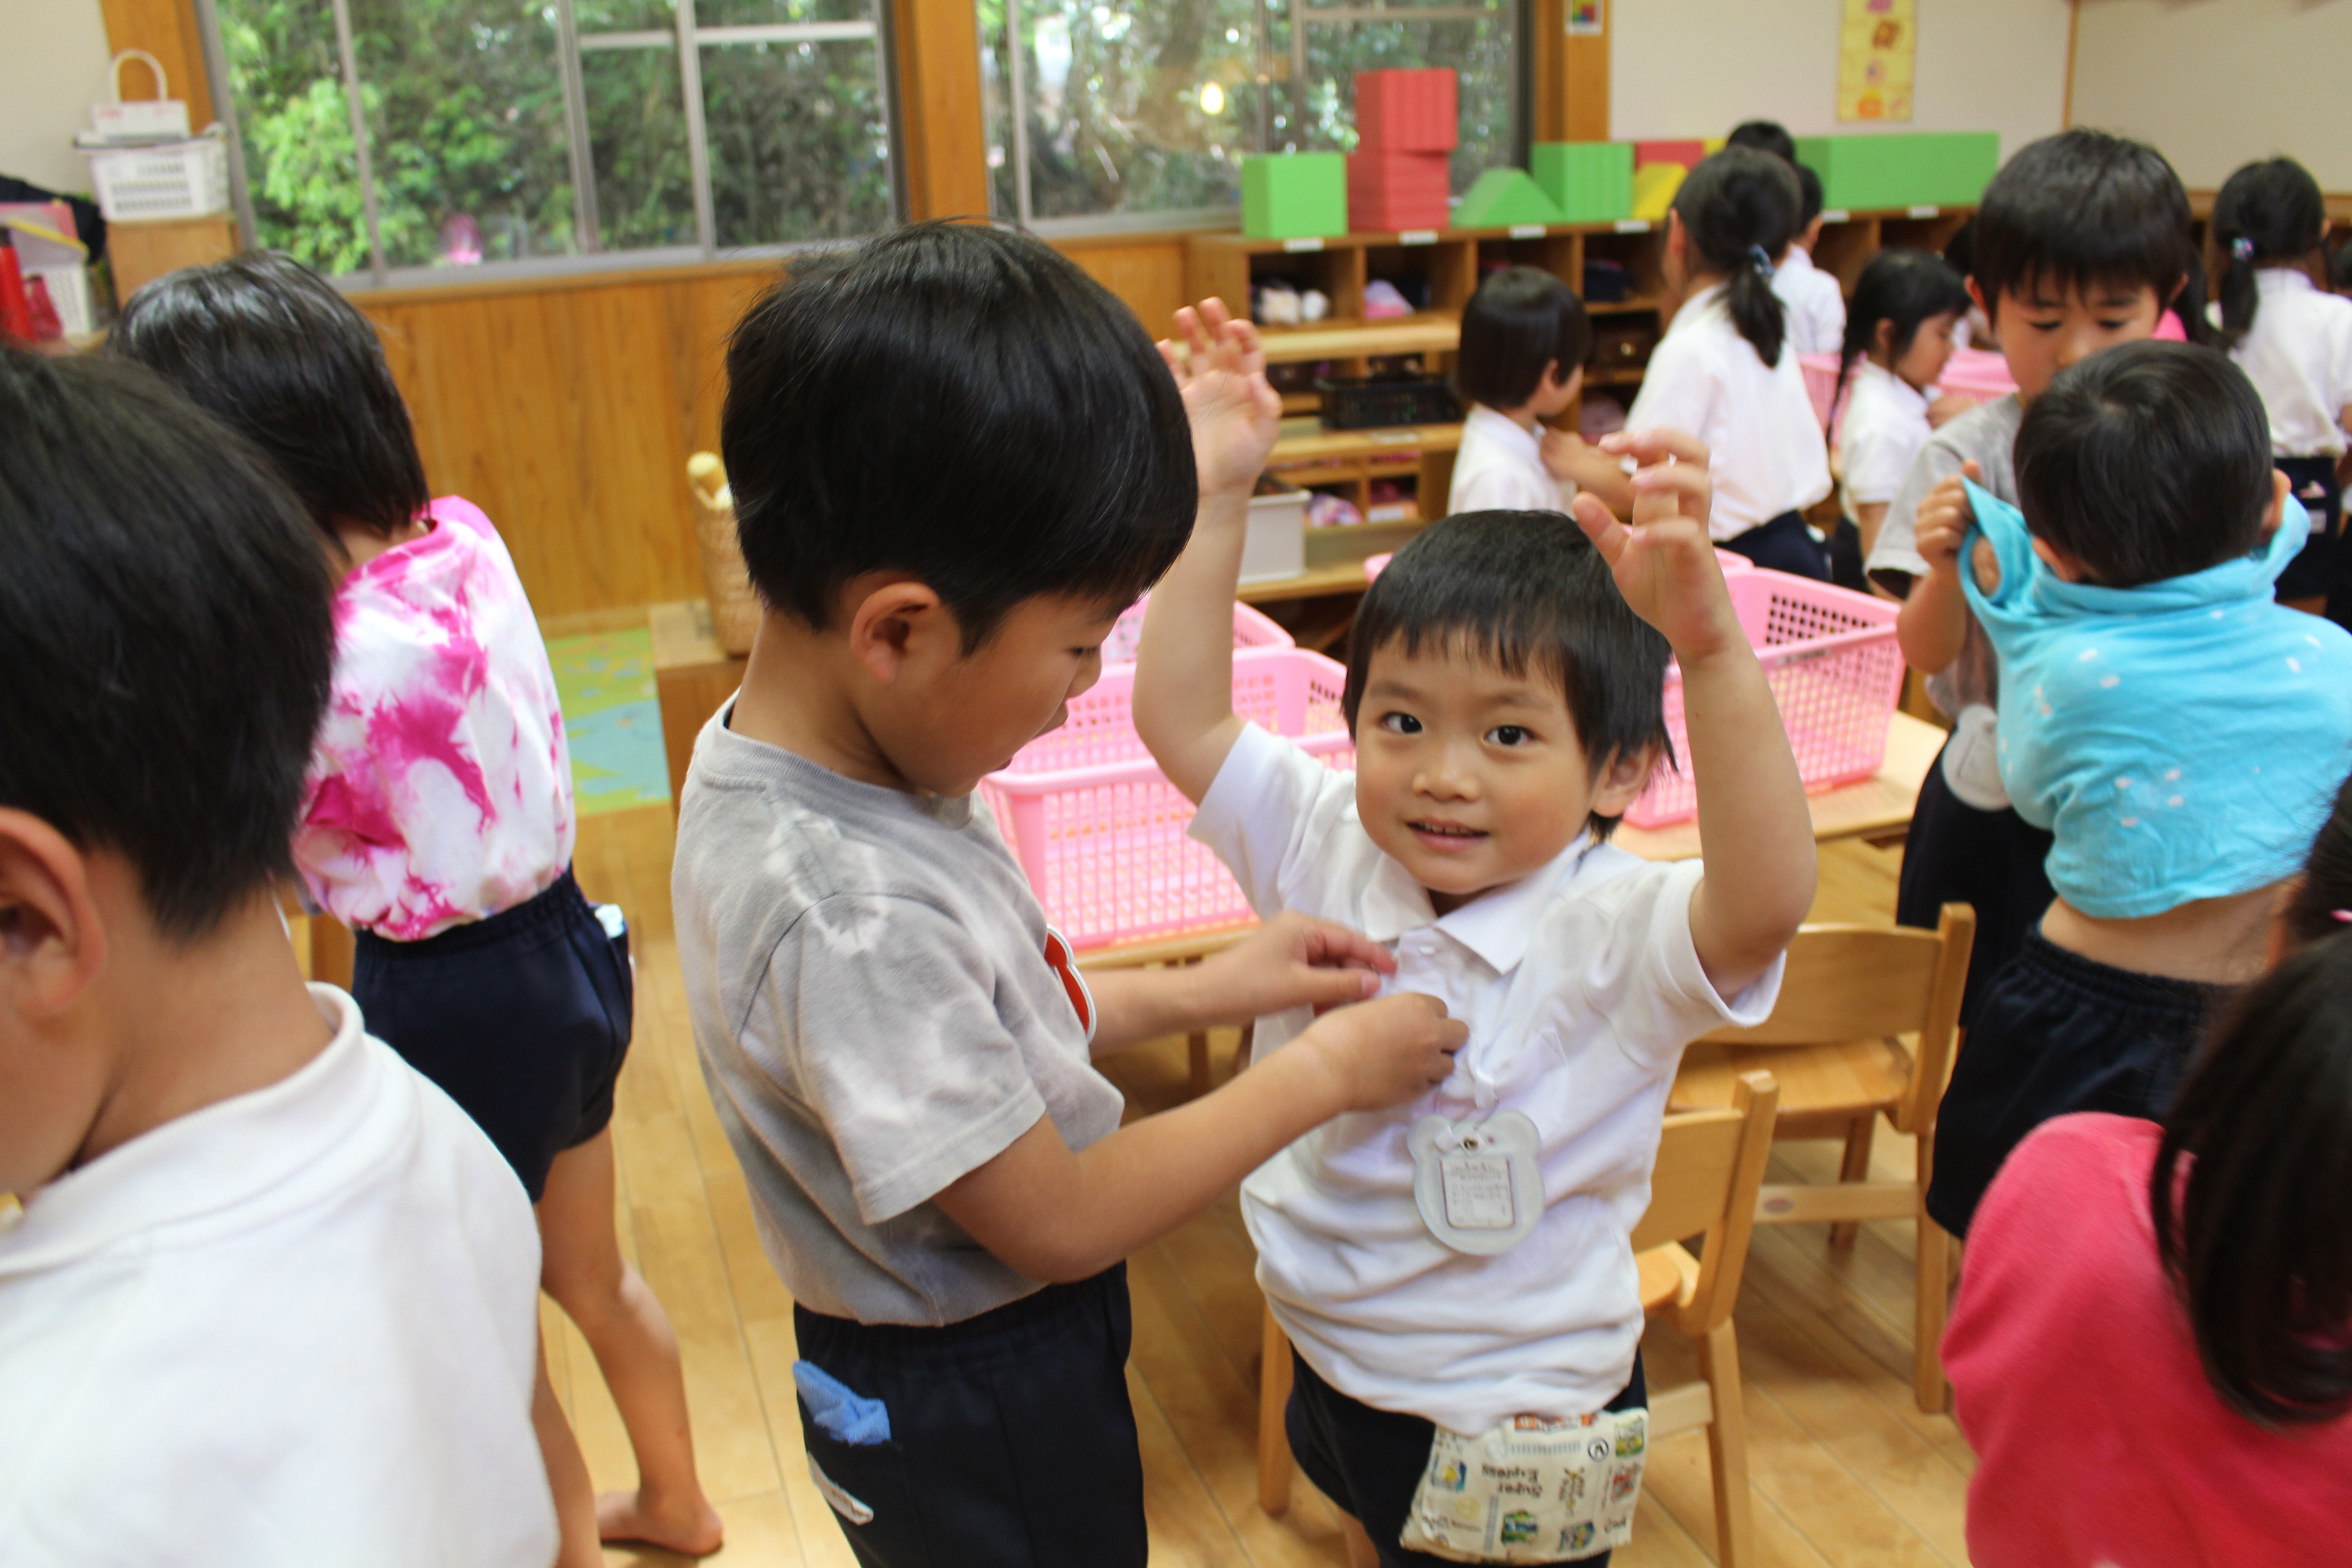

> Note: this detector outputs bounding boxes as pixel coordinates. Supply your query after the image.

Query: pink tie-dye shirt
[295,496,575,940]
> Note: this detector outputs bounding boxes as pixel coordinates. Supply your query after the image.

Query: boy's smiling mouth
[1407,818,1489,852]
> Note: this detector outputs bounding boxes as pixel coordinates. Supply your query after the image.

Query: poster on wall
[1567,0,1602,38]
[1838,0,1915,121]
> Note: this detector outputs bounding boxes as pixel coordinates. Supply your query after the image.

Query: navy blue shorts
[1926,929,2225,1238]
[1721,509,1830,580]
[1287,1347,1646,1566]
[790,1266,1145,1568]
[1895,739,2057,1028]
[353,868,632,1202]
[2277,455,2342,604]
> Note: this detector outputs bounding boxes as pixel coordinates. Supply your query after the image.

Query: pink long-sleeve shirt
[294,496,574,940]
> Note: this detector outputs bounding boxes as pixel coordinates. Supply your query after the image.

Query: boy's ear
[1873,318,1896,358]
[843,576,950,686]
[2259,469,2291,543]
[0,810,107,1020]
[1588,745,1659,819]
[1967,276,1990,322]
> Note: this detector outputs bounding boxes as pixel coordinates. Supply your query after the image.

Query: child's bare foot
[597,1490,725,1558]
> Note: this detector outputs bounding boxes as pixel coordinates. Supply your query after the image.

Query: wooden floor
[551,805,1975,1567]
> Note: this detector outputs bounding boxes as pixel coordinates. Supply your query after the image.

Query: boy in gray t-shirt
[1863,127,2196,1027]
[672,225,1466,1568]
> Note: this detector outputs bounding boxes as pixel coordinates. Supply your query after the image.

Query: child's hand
[1161,299,1283,500]
[1926,392,1980,428]
[1539,425,1587,480]
[1569,427,1742,662]
[1195,911,1396,1022]
[1916,461,2001,591]
[1297,993,1467,1113]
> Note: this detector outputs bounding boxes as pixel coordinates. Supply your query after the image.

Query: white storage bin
[85,133,230,222]
[1243,477,1308,584]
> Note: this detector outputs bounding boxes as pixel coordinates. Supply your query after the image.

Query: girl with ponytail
[2210,157,2352,619]
[1627,147,1834,577]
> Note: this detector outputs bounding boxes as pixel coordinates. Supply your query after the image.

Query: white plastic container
[1243,477,1308,584]
[85,132,230,221]
[89,51,192,142]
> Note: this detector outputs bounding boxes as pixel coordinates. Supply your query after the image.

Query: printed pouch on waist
[1399,1406,1647,1563]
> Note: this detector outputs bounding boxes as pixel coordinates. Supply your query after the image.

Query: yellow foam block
[1702,137,1726,154]
[1631,163,1687,220]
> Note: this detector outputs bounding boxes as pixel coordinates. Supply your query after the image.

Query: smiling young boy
[671,224,1469,1567]
[1135,304,1813,1566]
[1864,128,2200,1025]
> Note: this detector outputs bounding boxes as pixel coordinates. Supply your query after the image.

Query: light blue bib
[1959,481,2352,918]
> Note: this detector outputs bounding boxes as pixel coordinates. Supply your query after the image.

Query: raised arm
[1134,300,1283,804]
[1569,429,1814,997]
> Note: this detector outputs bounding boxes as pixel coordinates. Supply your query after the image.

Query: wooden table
[1075,710,1947,1091]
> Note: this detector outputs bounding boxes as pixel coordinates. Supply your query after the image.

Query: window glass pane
[347,0,579,269]
[977,0,1016,218]
[698,32,892,246]
[696,0,874,22]
[216,0,371,276]
[578,44,697,250]
[1298,5,1515,194]
[576,0,676,29]
[998,0,1259,222]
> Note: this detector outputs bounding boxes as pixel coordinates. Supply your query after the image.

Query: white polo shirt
[1771,245,1848,360]
[1448,403,1574,516]
[1192,726,1782,1433]
[0,986,556,1568]
[1838,359,1935,523]
[1627,282,1832,540]
[2225,269,2352,457]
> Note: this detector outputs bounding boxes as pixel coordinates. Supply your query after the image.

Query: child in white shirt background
[1627,147,1834,579]
[1137,304,1813,1566]
[1725,121,1846,358]
[1834,247,1972,565]
[1447,266,1632,519]
[2209,156,2352,622]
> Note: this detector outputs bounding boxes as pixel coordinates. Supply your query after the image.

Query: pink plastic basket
[1099,594,1291,668]
[1623,568,1904,828]
[1937,347,2017,403]
[981,649,1353,950]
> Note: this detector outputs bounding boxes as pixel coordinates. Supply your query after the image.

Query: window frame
[984,0,1531,237]
[194,0,908,292]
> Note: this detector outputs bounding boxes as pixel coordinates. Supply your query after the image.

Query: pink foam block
[1347,150,1451,231]
[1634,139,1707,171]
[1356,69,1458,153]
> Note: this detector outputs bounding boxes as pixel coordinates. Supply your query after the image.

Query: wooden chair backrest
[1630,1070,1778,1337]
[1695,904,1974,1135]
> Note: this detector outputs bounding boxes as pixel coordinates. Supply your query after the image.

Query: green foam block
[1530,142,1632,224]
[1243,153,1349,240]
[1449,168,1564,230]
[1794,132,2000,212]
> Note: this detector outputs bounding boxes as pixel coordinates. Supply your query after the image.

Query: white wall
[1608,0,2073,166]
[0,0,113,195]
[2071,0,2352,190]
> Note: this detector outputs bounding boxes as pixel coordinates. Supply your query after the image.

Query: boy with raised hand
[671,223,1465,1568]
[1136,302,1812,1566]
[0,346,554,1563]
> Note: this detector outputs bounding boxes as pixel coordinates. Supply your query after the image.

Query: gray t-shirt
[671,705,1124,1326]
[1864,393,2025,715]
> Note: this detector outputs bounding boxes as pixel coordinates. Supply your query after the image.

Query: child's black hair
[1725,120,1797,167]
[2212,157,2328,349]
[1970,128,2192,323]
[0,346,333,939]
[1793,163,1824,230]
[721,221,1195,650]
[1343,511,1671,841]
[1670,148,1801,367]
[1942,216,1976,280]
[1454,266,1592,411]
[108,250,429,546]
[2013,341,2271,588]
[2152,930,2352,1426]
[1835,247,1970,410]
[2281,773,2352,947]
[2332,239,2352,294]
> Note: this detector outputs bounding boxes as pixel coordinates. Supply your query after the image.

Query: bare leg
[534,1338,605,1568]
[539,1128,724,1556]
[1339,1510,1382,1568]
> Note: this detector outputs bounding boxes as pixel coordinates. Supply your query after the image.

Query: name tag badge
[1410,1111,1543,1254]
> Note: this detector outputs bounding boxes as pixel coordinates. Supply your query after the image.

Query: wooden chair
[1669,904,1974,1414]
[1256,1072,1782,1568]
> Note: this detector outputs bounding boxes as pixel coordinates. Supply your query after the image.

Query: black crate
[1315,374,1461,430]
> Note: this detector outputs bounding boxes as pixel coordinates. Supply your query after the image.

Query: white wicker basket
[85,134,230,222]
